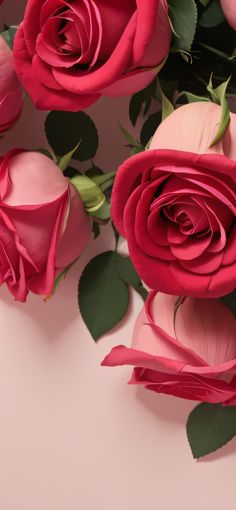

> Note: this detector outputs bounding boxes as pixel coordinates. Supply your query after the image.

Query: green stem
[198,42,236,64]
[92,171,116,187]
[101,178,115,193]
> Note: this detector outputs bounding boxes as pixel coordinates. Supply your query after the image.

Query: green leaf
[119,123,144,154]
[130,144,145,156]
[112,223,120,249]
[90,171,116,187]
[1,26,17,50]
[187,403,236,459]
[221,290,236,317]
[34,148,53,159]
[85,165,104,179]
[45,111,98,162]
[129,92,151,127]
[160,89,174,121]
[198,0,211,6]
[129,79,157,126]
[199,0,225,28]
[57,142,81,172]
[161,94,174,121]
[53,258,79,294]
[207,76,231,146]
[78,251,130,341]
[92,222,100,240]
[140,111,162,146]
[168,0,198,53]
[176,91,210,104]
[116,254,148,301]
[63,166,81,179]
[119,123,140,146]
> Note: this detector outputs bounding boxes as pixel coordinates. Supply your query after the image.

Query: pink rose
[13,0,171,111]
[0,36,24,132]
[111,102,236,298]
[220,0,236,30]
[102,292,236,405]
[0,150,91,302]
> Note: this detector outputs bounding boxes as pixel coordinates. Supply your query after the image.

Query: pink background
[0,1,236,508]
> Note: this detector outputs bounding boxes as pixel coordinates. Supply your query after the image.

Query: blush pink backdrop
[0,1,236,509]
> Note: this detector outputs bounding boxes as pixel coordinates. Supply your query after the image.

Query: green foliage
[92,222,100,240]
[129,79,157,126]
[176,91,210,104]
[140,112,162,146]
[1,26,17,50]
[199,0,225,28]
[90,201,111,221]
[78,252,147,340]
[45,111,98,162]
[71,174,106,214]
[207,76,231,146]
[160,89,174,121]
[119,123,145,155]
[53,258,79,294]
[57,142,81,171]
[187,403,236,459]
[85,165,104,179]
[78,251,130,341]
[221,290,236,317]
[115,255,148,301]
[168,0,198,53]
[198,0,211,6]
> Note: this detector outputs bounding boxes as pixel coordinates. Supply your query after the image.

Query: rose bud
[102,292,236,405]
[0,150,91,301]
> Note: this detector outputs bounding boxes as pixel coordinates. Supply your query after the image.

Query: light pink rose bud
[0,150,91,301]
[102,291,236,405]
[0,36,24,132]
[220,0,236,30]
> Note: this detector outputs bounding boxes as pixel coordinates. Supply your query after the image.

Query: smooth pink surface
[150,102,236,159]
[102,292,236,404]
[0,2,236,508]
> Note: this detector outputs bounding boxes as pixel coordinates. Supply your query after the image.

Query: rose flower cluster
[1,0,236,458]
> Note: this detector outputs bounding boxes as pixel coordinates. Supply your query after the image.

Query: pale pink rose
[102,292,236,404]
[0,150,91,302]
[13,0,171,111]
[220,0,236,30]
[111,102,236,298]
[0,36,24,132]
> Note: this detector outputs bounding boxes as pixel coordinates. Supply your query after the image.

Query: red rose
[112,102,236,298]
[102,291,236,405]
[13,0,170,111]
[0,36,24,132]
[0,150,91,301]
